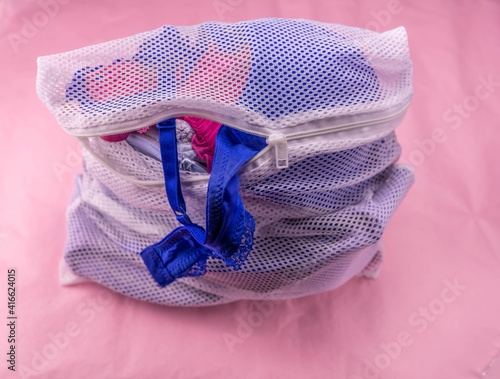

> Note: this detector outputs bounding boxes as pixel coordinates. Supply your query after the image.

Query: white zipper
[282,104,410,141]
[264,101,410,169]
[266,134,289,169]
[92,100,410,141]
[85,101,411,184]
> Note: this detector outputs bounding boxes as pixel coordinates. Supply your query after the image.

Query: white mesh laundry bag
[37,18,414,306]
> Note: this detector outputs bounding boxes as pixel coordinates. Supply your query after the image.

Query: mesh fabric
[36,18,415,306]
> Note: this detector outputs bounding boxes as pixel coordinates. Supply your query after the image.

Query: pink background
[1,0,500,378]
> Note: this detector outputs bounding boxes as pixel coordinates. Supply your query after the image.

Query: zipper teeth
[99,102,410,184]
[99,112,271,139]
[285,103,410,141]
[100,101,410,142]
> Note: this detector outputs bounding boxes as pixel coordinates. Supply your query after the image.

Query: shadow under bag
[37,18,414,306]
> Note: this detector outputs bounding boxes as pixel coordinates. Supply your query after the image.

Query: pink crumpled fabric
[100,115,222,173]
[180,116,222,173]
[2,1,500,378]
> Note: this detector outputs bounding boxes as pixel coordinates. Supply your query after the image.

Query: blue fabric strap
[157,118,192,225]
[140,119,266,287]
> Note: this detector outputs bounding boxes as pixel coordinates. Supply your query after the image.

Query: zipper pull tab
[267,134,289,169]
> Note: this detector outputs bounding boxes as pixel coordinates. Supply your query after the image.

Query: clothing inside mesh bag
[37,18,412,137]
[63,127,414,306]
[37,18,415,305]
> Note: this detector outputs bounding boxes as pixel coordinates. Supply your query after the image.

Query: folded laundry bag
[37,18,414,306]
